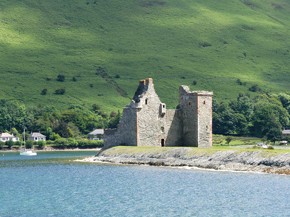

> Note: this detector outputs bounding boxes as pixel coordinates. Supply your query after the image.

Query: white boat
[20,149,37,156]
[19,128,37,156]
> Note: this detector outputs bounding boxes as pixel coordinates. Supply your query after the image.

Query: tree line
[0,92,289,143]
[213,93,290,142]
[0,100,120,140]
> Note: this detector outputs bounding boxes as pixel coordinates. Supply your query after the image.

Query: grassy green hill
[1,0,290,112]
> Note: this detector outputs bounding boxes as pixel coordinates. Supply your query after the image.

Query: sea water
[0,151,289,217]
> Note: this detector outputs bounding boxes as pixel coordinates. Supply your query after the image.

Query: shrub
[14,141,21,147]
[115,74,120,79]
[57,74,65,82]
[192,80,197,85]
[54,138,69,149]
[0,142,4,150]
[249,84,261,92]
[41,88,48,95]
[92,104,101,112]
[5,140,14,149]
[96,66,106,75]
[225,137,232,145]
[78,139,103,149]
[67,138,78,148]
[236,79,242,85]
[199,41,212,47]
[52,138,103,149]
[236,79,246,86]
[45,140,54,145]
[55,88,65,95]
[37,141,46,150]
[72,77,77,82]
[25,140,33,149]
[51,133,61,140]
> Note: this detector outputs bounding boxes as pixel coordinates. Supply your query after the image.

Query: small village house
[29,132,46,142]
[282,129,290,139]
[88,129,104,140]
[281,130,290,145]
[0,133,19,142]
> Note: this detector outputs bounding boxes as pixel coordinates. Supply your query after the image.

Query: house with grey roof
[282,129,290,138]
[29,132,46,142]
[88,129,104,140]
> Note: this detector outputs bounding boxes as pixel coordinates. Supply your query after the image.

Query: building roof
[30,132,46,138]
[282,129,290,135]
[88,129,104,135]
[0,133,14,138]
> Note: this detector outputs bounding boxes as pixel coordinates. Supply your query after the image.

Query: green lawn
[1,0,290,112]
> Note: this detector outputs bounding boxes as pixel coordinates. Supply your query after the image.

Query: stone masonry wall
[104,106,137,147]
[179,86,213,147]
[164,109,183,146]
[179,86,198,146]
[197,94,213,147]
[136,78,165,146]
[104,78,212,148]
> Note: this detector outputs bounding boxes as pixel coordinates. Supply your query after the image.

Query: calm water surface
[0,151,289,217]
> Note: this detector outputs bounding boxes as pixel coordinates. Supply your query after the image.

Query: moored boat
[20,149,37,156]
[19,128,37,156]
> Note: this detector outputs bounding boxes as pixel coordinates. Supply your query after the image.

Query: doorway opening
[161,139,165,147]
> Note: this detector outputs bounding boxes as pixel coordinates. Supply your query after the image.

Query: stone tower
[104,78,213,148]
[179,86,213,147]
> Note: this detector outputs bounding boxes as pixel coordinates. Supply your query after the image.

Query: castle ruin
[104,78,213,148]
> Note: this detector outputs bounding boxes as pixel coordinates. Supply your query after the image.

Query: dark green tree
[251,102,289,137]
[213,103,237,135]
[266,128,282,143]
[0,100,26,132]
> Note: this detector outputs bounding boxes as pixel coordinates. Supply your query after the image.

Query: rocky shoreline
[80,147,290,175]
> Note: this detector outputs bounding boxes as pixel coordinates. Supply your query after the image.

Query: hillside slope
[1,0,290,111]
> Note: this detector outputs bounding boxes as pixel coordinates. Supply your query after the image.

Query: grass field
[102,143,290,157]
[1,0,290,112]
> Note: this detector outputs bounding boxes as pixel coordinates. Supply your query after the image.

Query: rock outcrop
[81,147,290,175]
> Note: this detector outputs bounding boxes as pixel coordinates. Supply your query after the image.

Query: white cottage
[282,129,290,137]
[29,132,46,142]
[0,133,19,142]
[88,129,104,140]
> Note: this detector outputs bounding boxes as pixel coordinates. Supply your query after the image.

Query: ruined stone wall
[164,109,183,146]
[196,94,213,147]
[104,106,137,147]
[179,86,213,147]
[136,79,165,146]
[179,86,198,146]
[104,78,212,148]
